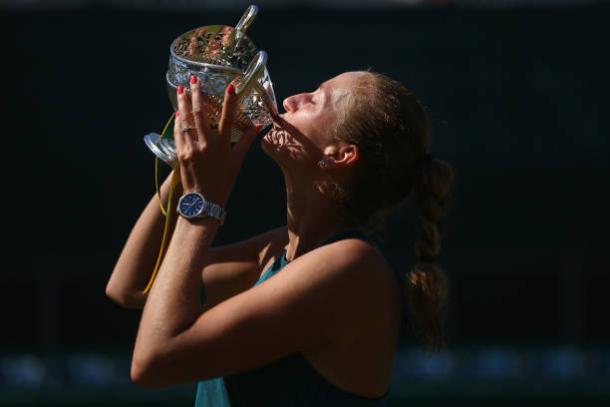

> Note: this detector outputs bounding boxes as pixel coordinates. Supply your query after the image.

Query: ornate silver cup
[144,5,278,167]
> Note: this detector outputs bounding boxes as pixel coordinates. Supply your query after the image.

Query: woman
[107,70,454,405]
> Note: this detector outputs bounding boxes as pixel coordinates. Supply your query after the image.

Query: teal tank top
[194,230,391,406]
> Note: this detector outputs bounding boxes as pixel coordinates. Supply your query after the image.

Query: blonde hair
[330,71,455,351]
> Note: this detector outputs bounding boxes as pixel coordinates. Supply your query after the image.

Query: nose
[282,95,298,113]
[282,92,308,113]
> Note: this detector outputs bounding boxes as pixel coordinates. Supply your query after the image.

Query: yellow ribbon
[143,112,180,294]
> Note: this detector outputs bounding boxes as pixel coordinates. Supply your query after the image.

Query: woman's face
[261,71,367,171]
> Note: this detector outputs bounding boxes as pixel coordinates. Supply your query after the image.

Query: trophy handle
[234,50,279,119]
[235,5,258,34]
[235,50,266,96]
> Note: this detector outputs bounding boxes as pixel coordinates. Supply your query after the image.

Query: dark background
[1,2,609,406]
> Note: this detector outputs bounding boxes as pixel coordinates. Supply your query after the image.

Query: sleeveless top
[194,230,392,406]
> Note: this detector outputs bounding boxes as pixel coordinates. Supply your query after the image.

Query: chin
[260,131,274,152]
[260,132,279,159]
[261,128,284,155]
[260,127,309,168]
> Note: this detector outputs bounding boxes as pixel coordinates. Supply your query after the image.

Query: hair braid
[329,70,455,351]
[406,157,454,351]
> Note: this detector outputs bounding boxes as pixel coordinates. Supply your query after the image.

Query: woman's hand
[174,75,262,207]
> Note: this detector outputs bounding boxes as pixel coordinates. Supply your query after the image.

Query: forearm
[133,216,219,361]
[107,171,183,307]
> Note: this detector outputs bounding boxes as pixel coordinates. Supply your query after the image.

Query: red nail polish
[227,83,235,95]
[190,75,198,84]
[175,111,180,117]
[178,85,184,94]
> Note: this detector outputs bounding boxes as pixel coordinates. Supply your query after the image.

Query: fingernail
[178,85,184,94]
[227,83,235,95]
[175,111,180,117]
[190,75,198,85]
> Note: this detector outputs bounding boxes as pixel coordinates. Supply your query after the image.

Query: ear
[322,142,360,168]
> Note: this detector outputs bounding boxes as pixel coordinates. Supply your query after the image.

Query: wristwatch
[176,192,227,225]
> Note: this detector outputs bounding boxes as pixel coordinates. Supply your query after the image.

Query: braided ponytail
[327,70,455,351]
[406,156,454,351]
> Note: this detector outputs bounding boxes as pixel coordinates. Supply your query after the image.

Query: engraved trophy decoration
[144,4,279,167]
[141,5,278,294]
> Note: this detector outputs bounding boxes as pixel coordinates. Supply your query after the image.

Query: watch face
[179,193,205,218]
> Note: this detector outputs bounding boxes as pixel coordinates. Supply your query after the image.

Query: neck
[282,171,360,262]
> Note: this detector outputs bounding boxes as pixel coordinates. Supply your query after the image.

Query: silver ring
[181,126,194,133]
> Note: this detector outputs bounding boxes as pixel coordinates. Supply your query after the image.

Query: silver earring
[318,159,326,168]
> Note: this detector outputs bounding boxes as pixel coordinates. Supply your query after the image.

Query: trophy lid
[171,5,260,72]
[171,25,258,72]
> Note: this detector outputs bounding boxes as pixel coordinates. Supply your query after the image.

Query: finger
[177,85,195,151]
[189,75,210,145]
[218,83,237,142]
[230,123,262,169]
[179,84,194,119]
[173,111,185,158]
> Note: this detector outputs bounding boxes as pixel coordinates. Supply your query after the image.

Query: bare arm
[106,169,287,311]
[106,171,182,309]
[131,236,383,387]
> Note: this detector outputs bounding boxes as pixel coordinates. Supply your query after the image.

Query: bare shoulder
[306,238,393,284]
[290,238,397,336]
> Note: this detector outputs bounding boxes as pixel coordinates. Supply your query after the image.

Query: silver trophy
[144,5,279,167]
